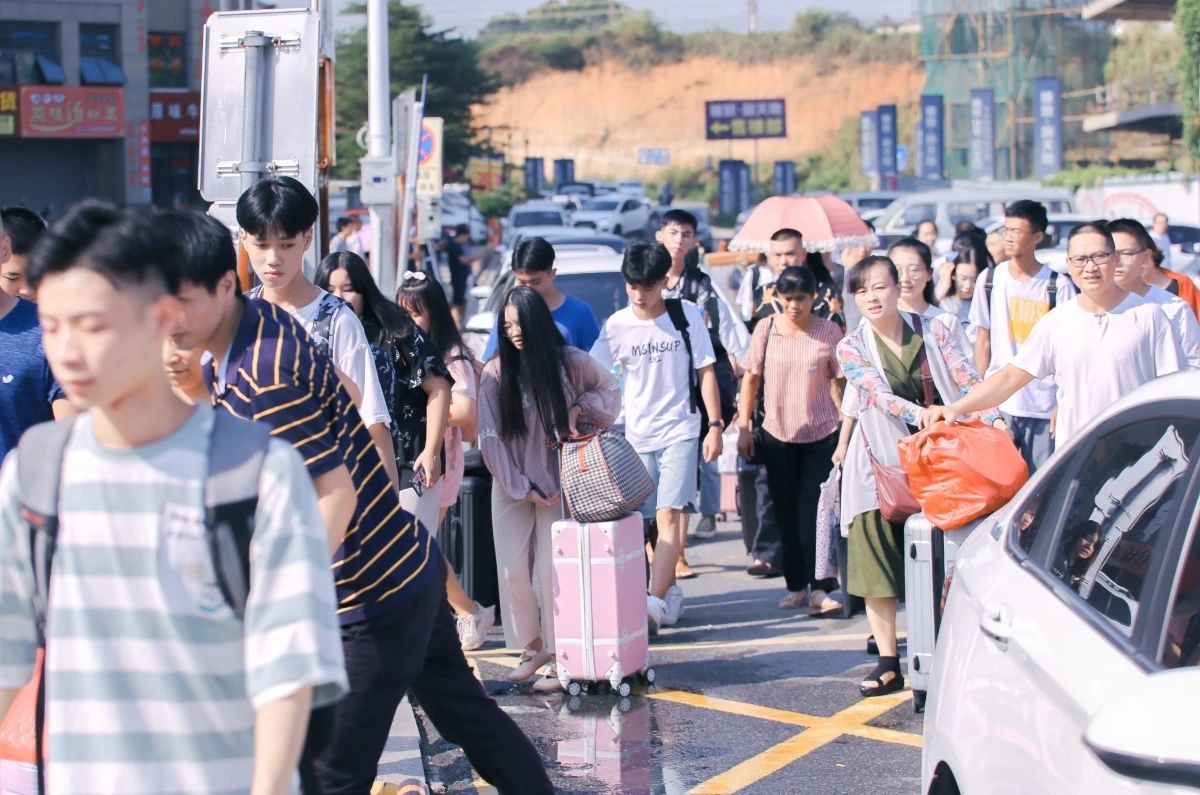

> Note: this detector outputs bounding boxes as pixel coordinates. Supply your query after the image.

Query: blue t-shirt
[0,298,62,460]
[484,293,601,360]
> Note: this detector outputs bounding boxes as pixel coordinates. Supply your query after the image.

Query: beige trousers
[491,489,560,652]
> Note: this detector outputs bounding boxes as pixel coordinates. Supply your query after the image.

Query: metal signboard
[636,148,669,166]
[859,110,878,176]
[920,94,944,181]
[718,159,751,215]
[772,160,796,196]
[1034,77,1063,178]
[416,116,443,199]
[876,104,897,178]
[553,158,576,185]
[969,89,995,182]
[198,9,321,202]
[706,99,786,141]
[524,157,545,195]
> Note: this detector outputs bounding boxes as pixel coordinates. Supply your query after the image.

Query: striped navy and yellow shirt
[209,298,436,624]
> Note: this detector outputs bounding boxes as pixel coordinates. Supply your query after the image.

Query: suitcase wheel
[913,690,927,714]
[642,667,656,685]
[617,697,631,713]
[567,695,582,712]
[567,681,583,697]
[616,681,632,698]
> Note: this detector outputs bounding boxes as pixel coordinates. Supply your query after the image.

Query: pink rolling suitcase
[554,697,652,791]
[551,513,655,697]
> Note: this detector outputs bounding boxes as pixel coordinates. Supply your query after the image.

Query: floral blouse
[363,320,452,466]
[836,313,1001,428]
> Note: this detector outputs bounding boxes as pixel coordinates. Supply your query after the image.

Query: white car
[922,371,1200,794]
[504,201,567,244]
[572,196,651,238]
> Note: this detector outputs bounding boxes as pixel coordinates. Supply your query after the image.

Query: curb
[372,695,429,794]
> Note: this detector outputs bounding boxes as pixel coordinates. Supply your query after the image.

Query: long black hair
[397,272,466,360]
[497,286,570,441]
[314,251,416,347]
[887,237,938,307]
[803,250,835,286]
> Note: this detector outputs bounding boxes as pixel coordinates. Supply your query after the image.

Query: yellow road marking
[648,689,820,726]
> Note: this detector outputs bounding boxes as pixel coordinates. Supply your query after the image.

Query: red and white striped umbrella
[729,195,877,253]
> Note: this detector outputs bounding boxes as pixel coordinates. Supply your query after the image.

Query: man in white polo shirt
[922,221,1183,444]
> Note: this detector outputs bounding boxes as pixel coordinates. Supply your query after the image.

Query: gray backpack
[17,411,272,644]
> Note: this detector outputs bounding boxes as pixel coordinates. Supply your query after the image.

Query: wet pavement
[415,519,923,794]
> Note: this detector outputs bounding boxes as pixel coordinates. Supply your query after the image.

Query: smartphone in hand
[411,466,426,497]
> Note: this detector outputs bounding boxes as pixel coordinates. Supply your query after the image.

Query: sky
[294,1,911,37]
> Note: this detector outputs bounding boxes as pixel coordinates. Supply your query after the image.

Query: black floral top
[363,320,452,467]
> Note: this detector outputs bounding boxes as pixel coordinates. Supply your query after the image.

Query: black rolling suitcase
[438,449,500,608]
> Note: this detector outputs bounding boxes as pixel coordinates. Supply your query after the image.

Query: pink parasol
[729,195,878,254]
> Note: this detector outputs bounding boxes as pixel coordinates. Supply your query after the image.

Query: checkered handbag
[558,429,654,523]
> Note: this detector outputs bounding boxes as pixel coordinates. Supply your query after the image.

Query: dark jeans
[302,561,552,795]
[751,464,783,566]
[758,430,839,594]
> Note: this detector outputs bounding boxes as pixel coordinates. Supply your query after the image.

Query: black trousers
[302,560,553,795]
[751,463,783,567]
[758,430,839,595]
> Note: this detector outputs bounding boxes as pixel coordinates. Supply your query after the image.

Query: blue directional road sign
[706,99,787,141]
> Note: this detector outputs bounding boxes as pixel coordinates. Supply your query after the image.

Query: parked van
[874,185,1075,251]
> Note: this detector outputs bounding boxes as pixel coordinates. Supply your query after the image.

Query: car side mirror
[1083,667,1200,788]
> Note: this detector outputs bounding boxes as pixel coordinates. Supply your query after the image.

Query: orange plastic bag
[0,648,43,766]
[898,420,1029,530]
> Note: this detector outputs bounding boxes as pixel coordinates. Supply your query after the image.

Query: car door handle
[980,601,1013,646]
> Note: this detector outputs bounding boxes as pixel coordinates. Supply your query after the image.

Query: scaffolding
[918,0,1112,180]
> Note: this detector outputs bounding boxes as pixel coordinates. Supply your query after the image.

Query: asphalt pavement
[394,518,924,795]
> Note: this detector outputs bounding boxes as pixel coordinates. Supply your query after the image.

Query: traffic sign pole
[365,0,395,295]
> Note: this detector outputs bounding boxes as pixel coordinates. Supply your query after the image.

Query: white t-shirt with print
[968,262,1078,419]
[590,301,716,454]
[1144,284,1200,368]
[292,291,392,428]
[1011,293,1183,444]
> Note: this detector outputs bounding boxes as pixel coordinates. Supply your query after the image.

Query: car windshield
[557,272,628,324]
[857,197,894,209]
[582,199,621,212]
[1168,225,1200,245]
[513,211,563,227]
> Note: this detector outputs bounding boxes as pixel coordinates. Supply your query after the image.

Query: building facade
[0,0,209,215]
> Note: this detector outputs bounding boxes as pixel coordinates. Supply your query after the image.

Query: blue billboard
[773,160,797,196]
[1033,77,1063,178]
[523,157,545,195]
[969,89,995,181]
[859,110,878,176]
[877,104,897,178]
[920,94,944,180]
[553,158,574,186]
[718,159,751,215]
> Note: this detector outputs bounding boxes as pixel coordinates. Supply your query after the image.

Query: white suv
[923,371,1200,794]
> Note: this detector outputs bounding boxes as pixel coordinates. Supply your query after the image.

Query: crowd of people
[0,179,1196,793]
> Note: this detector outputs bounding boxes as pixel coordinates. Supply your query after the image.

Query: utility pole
[748,0,758,34]
[365,0,395,294]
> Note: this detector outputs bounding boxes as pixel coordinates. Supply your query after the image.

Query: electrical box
[359,156,396,205]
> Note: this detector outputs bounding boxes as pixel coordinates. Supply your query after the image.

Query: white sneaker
[458,604,495,651]
[647,595,667,636]
[663,585,685,626]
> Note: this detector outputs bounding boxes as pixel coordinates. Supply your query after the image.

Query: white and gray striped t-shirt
[0,406,348,794]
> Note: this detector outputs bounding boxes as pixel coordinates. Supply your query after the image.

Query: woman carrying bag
[478,286,621,692]
[736,266,846,615]
[834,255,1002,698]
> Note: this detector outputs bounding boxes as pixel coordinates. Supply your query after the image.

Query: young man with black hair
[482,235,600,360]
[968,199,1077,471]
[590,242,723,633]
[655,209,748,553]
[445,223,472,327]
[0,201,348,794]
[927,222,1182,444]
[0,205,46,301]
[236,176,401,491]
[329,216,363,256]
[0,211,70,461]
[168,209,552,795]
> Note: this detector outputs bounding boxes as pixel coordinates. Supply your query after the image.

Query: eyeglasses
[1116,248,1147,261]
[402,271,427,282]
[1066,252,1113,267]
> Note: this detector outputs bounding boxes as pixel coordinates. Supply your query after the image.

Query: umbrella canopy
[729,195,878,254]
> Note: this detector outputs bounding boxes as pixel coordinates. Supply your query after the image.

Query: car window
[1168,226,1200,245]
[1161,525,1200,668]
[582,199,620,212]
[557,272,628,325]
[858,197,894,209]
[514,211,563,227]
[898,203,937,227]
[1044,417,1200,635]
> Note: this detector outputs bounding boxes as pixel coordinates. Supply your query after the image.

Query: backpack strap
[309,293,343,359]
[205,410,272,621]
[911,313,937,409]
[664,298,698,413]
[16,420,75,648]
[1047,271,1059,311]
[983,265,995,322]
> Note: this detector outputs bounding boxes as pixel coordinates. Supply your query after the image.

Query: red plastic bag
[898,420,1029,530]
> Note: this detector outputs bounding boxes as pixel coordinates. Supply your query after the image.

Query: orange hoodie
[1163,268,1200,320]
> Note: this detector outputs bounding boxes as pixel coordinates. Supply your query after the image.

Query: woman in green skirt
[834,255,1003,698]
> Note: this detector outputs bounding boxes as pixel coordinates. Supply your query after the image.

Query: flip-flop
[807,590,843,617]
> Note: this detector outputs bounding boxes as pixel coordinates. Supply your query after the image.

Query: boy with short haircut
[167,210,551,795]
[482,236,601,360]
[237,176,401,489]
[968,199,1077,471]
[927,222,1182,443]
[0,201,348,794]
[590,242,723,633]
[0,206,46,301]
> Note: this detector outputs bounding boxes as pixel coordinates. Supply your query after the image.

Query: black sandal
[859,656,904,698]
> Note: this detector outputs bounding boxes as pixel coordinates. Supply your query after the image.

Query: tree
[334,3,498,179]
[1178,0,1200,165]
